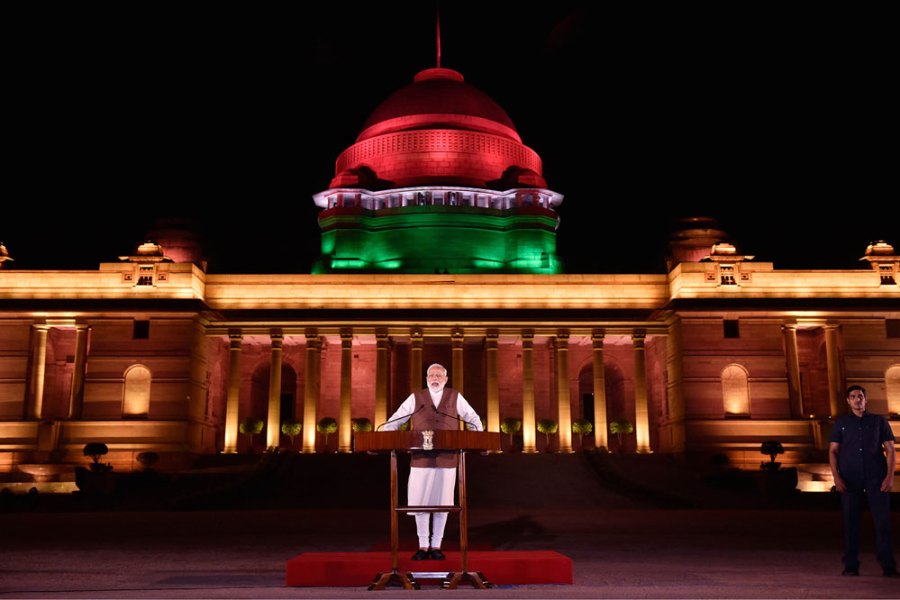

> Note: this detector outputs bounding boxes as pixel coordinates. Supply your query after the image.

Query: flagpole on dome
[435,3,442,69]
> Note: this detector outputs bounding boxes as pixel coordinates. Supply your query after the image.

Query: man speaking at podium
[380,363,483,561]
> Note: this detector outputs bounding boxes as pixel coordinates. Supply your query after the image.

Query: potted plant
[75,442,115,495]
[351,417,373,433]
[83,442,112,472]
[136,451,159,470]
[609,419,634,452]
[536,419,558,452]
[759,440,784,471]
[281,419,302,450]
[572,418,593,450]
[500,417,522,451]
[317,417,338,452]
[351,418,372,452]
[239,417,263,451]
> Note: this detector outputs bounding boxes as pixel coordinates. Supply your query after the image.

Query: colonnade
[220,326,657,454]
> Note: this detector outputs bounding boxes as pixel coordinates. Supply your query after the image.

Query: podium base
[368,569,419,590]
[442,570,492,589]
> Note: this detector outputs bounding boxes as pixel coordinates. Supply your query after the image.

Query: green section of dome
[314,206,561,275]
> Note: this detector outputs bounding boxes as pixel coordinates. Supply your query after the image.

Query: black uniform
[830,411,896,572]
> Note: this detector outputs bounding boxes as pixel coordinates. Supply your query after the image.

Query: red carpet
[285,550,572,587]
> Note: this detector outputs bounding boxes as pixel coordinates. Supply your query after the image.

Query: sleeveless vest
[410,387,460,468]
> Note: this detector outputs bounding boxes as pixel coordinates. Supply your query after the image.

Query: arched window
[123,365,152,417]
[721,364,750,417]
[887,365,900,416]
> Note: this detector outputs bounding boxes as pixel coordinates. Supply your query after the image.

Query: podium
[355,430,501,590]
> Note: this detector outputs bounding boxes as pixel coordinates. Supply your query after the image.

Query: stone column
[339,329,353,453]
[521,330,537,453]
[314,338,324,449]
[555,330,572,453]
[67,324,90,419]
[265,330,284,449]
[665,318,686,452]
[451,328,465,396]
[409,327,423,393]
[26,324,50,420]
[632,330,651,453]
[824,324,843,417]
[374,329,389,427]
[782,324,804,418]
[303,330,320,453]
[591,329,608,450]
[223,330,242,453]
[485,329,500,433]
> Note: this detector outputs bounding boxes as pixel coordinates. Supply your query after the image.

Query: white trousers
[408,466,456,549]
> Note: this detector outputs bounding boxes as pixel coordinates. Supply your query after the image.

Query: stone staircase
[795,463,834,492]
[795,462,900,492]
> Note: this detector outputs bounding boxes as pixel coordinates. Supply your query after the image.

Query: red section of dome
[358,68,520,143]
[329,68,546,191]
[413,67,464,83]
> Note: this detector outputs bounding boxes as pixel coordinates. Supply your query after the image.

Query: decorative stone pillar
[665,318,686,452]
[315,338,324,448]
[67,324,90,419]
[303,330,321,453]
[188,320,211,452]
[555,330,572,453]
[451,328,465,396]
[782,323,804,418]
[374,329,390,427]
[485,329,499,433]
[26,324,50,420]
[265,330,284,449]
[824,324,843,417]
[632,330,652,453]
[339,329,353,453]
[521,330,537,453]
[591,329,608,450]
[223,330,242,453]
[409,327,423,393]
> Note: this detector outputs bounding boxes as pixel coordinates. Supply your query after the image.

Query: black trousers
[841,480,896,570]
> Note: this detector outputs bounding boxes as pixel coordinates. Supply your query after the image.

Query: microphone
[432,404,480,431]
[376,403,425,431]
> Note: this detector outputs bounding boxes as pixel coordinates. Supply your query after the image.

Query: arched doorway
[577,360,627,452]
[250,363,299,450]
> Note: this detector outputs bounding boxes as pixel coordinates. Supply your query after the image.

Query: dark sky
[5,3,895,274]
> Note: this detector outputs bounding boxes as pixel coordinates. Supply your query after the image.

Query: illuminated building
[1,67,898,495]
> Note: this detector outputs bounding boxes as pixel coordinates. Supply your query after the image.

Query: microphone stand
[376,403,425,431]
[432,404,480,431]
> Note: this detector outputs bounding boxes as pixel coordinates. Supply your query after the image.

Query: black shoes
[842,567,859,576]
[429,548,446,560]
[411,549,429,561]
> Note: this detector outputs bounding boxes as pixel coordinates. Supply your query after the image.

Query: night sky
[5,4,894,274]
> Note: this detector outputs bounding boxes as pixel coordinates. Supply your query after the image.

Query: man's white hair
[426,363,447,376]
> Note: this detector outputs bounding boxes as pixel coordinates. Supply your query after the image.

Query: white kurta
[407,466,457,514]
[381,387,483,521]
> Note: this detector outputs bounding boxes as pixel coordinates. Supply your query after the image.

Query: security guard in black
[829,385,897,576]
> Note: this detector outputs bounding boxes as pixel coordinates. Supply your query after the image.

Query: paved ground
[2,507,899,599]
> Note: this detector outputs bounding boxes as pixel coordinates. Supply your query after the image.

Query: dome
[357,68,521,143]
[666,217,730,271]
[329,68,545,190]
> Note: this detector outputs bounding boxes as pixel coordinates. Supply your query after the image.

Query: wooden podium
[355,430,501,590]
